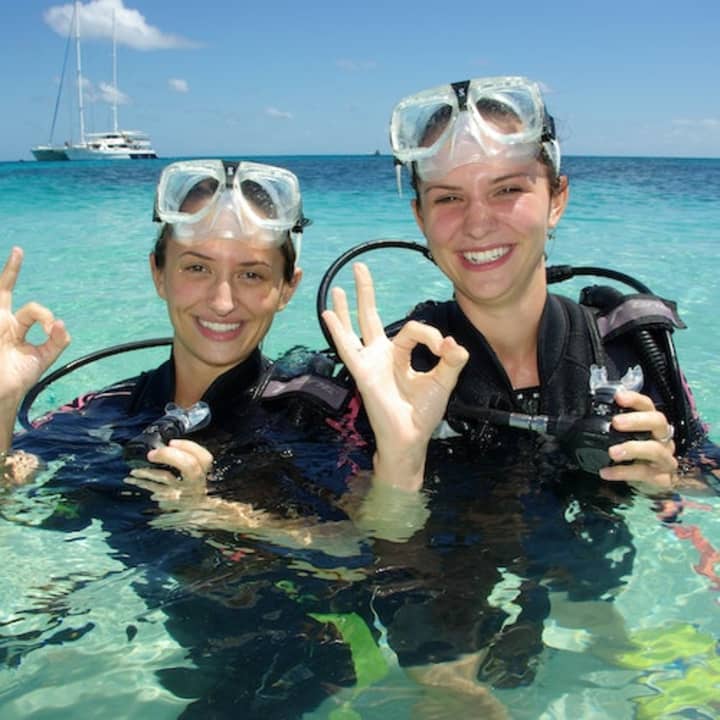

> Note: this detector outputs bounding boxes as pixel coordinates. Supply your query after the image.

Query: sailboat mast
[111,10,118,133]
[48,2,74,145]
[74,0,86,144]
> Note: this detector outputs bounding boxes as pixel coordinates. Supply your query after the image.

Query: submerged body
[10,348,369,717]
[9,354,644,713]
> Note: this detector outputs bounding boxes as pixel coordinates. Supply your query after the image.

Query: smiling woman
[0,158,363,719]
[148,160,303,409]
[318,73,718,713]
[0,158,306,481]
[325,76,707,493]
[151,238,296,405]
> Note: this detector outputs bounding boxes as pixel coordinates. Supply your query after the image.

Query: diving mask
[390,76,560,182]
[153,159,309,250]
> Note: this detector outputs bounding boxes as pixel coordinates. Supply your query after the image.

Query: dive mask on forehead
[390,76,560,183]
[153,159,309,252]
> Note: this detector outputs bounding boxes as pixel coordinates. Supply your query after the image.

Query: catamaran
[31,1,157,161]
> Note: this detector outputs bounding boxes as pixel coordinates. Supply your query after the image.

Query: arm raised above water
[0,247,71,460]
[321,262,468,492]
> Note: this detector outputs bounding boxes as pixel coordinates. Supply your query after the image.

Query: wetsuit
[9,314,715,703]
[11,349,364,719]
[408,293,701,426]
[364,292,705,688]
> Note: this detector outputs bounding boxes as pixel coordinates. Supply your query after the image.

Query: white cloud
[44,0,200,51]
[77,75,98,102]
[168,78,189,94]
[672,118,720,130]
[63,74,129,105]
[336,59,377,72]
[265,107,293,120]
[98,81,129,105]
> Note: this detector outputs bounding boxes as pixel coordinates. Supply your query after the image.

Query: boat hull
[63,147,158,160]
[62,132,158,160]
[31,146,69,161]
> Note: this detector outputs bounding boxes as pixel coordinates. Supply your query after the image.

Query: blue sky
[2,0,719,161]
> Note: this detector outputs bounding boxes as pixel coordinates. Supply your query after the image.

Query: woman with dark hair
[0,160,373,719]
[324,75,706,494]
[321,76,714,711]
[0,159,305,482]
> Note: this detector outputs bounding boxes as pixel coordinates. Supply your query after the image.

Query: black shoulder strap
[580,304,606,367]
[250,356,275,401]
[260,374,351,414]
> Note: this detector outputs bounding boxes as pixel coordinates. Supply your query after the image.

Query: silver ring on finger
[658,423,675,444]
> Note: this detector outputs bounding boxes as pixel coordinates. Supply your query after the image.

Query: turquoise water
[3,156,719,434]
[1,156,720,718]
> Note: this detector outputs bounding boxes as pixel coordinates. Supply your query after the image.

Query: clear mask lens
[155,160,303,246]
[416,112,543,181]
[171,190,275,242]
[390,76,559,179]
[391,87,458,160]
[468,80,545,143]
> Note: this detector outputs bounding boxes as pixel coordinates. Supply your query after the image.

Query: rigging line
[48,1,76,144]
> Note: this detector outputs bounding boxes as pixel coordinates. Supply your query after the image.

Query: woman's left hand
[125,439,214,507]
[598,390,678,490]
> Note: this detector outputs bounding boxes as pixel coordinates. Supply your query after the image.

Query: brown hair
[152,176,298,282]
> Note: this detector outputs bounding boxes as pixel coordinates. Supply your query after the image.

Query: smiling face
[413,155,568,316]
[150,234,300,390]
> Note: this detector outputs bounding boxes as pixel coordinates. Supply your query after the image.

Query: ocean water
[3,155,719,434]
[1,155,719,719]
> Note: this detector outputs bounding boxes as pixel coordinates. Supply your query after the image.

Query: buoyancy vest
[409,295,599,418]
[406,291,703,451]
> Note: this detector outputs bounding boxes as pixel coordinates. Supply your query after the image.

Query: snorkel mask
[390,76,560,189]
[153,159,310,260]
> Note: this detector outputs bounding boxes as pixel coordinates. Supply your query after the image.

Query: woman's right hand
[125,438,215,507]
[322,262,468,491]
[0,247,71,447]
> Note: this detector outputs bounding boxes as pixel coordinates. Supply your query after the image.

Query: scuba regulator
[448,365,652,474]
[123,401,212,471]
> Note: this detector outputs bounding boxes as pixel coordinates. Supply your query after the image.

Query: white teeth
[463,246,510,264]
[199,319,241,332]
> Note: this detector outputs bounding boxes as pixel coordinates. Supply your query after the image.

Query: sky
[1,0,719,162]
